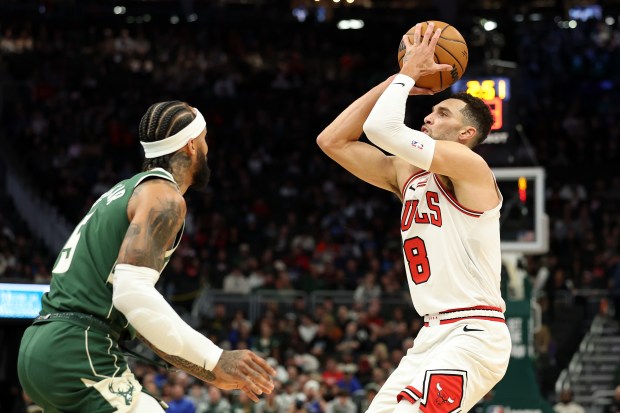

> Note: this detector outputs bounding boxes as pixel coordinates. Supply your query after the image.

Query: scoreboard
[451,76,512,145]
[450,76,524,166]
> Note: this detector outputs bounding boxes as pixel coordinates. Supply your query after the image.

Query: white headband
[140,109,206,158]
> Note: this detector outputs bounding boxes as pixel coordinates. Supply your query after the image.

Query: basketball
[397,21,468,92]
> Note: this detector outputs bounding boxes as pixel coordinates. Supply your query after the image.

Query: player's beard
[192,149,211,192]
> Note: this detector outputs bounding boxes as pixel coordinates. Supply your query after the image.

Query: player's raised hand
[400,22,452,81]
[384,73,434,96]
[209,349,277,402]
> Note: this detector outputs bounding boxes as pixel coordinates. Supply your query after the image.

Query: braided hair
[138,101,196,171]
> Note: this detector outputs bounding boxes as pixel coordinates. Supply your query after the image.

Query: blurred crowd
[2,4,620,412]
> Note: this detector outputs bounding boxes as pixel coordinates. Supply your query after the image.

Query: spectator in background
[167,382,196,413]
[224,267,251,294]
[289,395,308,413]
[204,303,231,343]
[321,357,344,387]
[302,380,326,413]
[606,385,620,413]
[200,387,232,413]
[252,319,280,359]
[325,389,356,413]
[232,391,255,413]
[360,384,380,413]
[255,388,282,413]
[336,364,362,395]
[188,384,210,413]
[353,272,381,304]
[276,381,297,413]
[553,389,585,413]
[296,313,318,345]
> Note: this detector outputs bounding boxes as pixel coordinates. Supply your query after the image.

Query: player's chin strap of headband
[140,109,206,159]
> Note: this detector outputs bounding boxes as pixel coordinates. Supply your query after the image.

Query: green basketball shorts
[17,316,145,413]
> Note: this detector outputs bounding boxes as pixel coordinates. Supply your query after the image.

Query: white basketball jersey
[399,170,505,316]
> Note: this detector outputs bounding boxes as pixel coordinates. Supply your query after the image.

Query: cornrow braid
[138,100,196,171]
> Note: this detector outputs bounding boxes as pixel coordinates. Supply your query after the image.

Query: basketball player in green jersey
[17,101,276,412]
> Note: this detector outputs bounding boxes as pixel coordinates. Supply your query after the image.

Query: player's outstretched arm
[112,179,274,400]
[137,333,276,402]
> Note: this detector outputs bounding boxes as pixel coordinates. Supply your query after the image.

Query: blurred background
[0,0,620,412]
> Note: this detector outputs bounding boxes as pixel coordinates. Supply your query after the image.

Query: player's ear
[187,137,197,154]
[458,127,476,144]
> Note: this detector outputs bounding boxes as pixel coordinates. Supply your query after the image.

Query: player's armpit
[117,179,187,270]
[316,77,402,196]
[317,138,401,195]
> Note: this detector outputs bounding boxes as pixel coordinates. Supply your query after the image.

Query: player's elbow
[111,280,132,316]
[363,115,400,146]
[316,132,338,153]
[362,116,382,141]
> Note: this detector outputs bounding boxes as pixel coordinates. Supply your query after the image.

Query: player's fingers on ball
[413,24,421,44]
[430,28,442,45]
[402,34,411,48]
[423,22,434,44]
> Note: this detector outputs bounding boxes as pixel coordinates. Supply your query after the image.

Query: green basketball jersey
[41,168,184,335]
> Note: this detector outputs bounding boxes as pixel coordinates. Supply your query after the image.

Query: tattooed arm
[136,332,276,401]
[113,179,275,401]
[136,332,215,380]
[118,178,185,269]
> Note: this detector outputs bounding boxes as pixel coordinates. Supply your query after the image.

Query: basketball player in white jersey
[317,23,511,413]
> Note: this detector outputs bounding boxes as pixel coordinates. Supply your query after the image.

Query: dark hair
[450,92,494,146]
[138,100,196,171]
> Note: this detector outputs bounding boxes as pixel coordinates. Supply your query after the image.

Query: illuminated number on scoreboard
[465,79,507,130]
[486,98,503,130]
[466,79,507,100]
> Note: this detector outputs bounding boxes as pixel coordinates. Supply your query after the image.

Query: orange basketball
[397,21,468,92]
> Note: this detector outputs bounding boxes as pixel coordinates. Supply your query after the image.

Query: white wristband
[112,263,223,370]
[363,74,436,171]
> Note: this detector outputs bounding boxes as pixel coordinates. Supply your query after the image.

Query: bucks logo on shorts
[82,373,142,410]
[108,380,135,406]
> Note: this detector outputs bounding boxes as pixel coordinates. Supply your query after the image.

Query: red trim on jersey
[423,315,506,327]
[440,305,503,314]
[401,170,430,199]
[409,386,423,398]
[397,392,416,404]
[433,175,483,218]
[397,386,422,404]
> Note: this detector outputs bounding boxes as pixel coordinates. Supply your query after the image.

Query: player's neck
[171,170,191,195]
[167,155,193,195]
